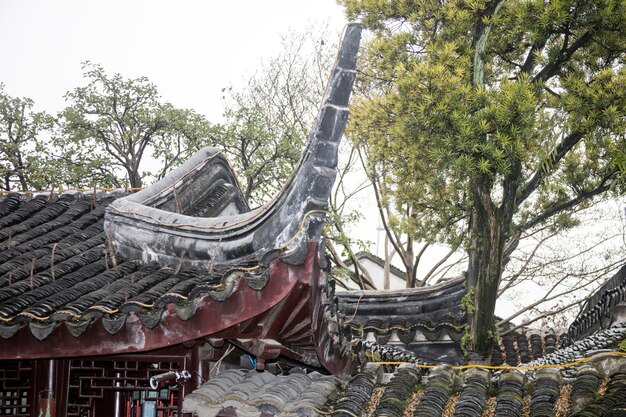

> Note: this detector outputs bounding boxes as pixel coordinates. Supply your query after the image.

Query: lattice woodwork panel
[68,356,185,417]
[0,361,32,417]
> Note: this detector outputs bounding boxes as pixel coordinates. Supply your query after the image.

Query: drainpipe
[113,372,122,417]
[37,359,56,417]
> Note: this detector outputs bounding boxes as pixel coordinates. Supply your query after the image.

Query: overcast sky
[0,0,347,118]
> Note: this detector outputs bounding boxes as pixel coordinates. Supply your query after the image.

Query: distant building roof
[344,251,407,281]
[569,263,626,340]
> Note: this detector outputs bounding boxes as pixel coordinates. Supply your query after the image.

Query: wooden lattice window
[0,361,32,417]
[67,355,187,417]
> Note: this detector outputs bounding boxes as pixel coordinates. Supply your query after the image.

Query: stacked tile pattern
[491,331,571,367]
[182,359,626,417]
[568,365,604,415]
[520,324,626,377]
[570,365,626,416]
[569,264,626,340]
[452,368,490,417]
[374,365,421,417]
[495,371,525,417]
[0,193,267,340]
[182,369,341,417]
[529,368,561,417]
[413,366,455,417]
[333,366,380,417]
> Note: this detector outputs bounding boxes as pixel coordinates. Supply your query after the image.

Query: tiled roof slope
[336,277,467,341]
[0,192,266,341]
[183,360,626,417]
[519,323,626,376]
[182,369,342,417]
[0,25,364,374]
[491,331,571,366]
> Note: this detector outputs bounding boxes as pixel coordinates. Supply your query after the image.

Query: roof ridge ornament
[105,24,363,269]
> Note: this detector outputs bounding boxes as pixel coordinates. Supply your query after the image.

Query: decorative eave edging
[0,261,270,340]
[336,277,468,339]
[0,242,356,379]
[0,244,304,359]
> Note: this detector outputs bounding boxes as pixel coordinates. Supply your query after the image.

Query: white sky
[0,0,347,118]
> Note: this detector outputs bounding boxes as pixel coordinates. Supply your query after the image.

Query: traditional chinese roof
[336,277,467,363]
[336,277,467,338]
[0,189,312,359]
[334,260,626,364]
[179,318,626,417]
[2,24,624,413]
[0,191,282,338]
[0,24,364,373]
[106,22,363,271]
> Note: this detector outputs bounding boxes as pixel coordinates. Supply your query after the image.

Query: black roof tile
[530,368,561,416]
[183,370,342,416]
[0,193,269,340]
[0,193,22,217]
[180,338,626,417]
[571,364,626,416]
[453,368,490,417]
[375,365,422,417]
[334,366,380,417]
[413,366,454,417]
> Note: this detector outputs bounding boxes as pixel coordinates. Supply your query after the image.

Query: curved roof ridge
[105,24,363,268]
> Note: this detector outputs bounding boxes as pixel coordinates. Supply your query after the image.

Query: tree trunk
[128,170,142,189]
[466,182,505,360]
[406,263,418,288]
[18,173,28,191]
[383,234,391,290]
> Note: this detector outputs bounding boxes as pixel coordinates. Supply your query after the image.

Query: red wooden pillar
[182,340,212,413]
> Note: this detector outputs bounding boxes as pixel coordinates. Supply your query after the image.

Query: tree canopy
[0,84,52,191]
[57,62,209,189]
[341,0,625,357]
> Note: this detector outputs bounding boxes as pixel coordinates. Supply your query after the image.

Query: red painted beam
[0,245,317,360]
[0,242,355,378]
